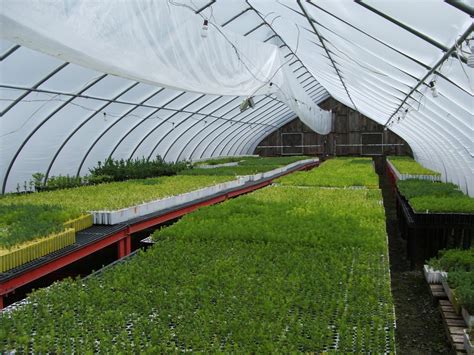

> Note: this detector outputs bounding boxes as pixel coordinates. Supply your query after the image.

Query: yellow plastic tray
[0,228,76,273]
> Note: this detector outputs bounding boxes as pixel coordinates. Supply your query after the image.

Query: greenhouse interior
[0,0,473,353]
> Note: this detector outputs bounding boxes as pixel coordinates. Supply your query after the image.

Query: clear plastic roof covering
[0,0,473,195]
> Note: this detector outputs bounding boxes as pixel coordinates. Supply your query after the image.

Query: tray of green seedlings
[181,156,313,176]
[1,175,234,225]
[0,185,395,353]
[276,157,379,189]
[427,248,474,326]
[397,179,474,215]
[387,156,440,181]
[0,204,80,272]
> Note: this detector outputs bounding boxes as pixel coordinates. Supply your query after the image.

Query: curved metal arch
[406,107,472,190]
[1,74,107,193]
[46,82,162,181]
[173,96,245,161]
[211,103,289,157]
[189,96,282,160]
[145,94,221,161]
[106,88,166,160]
[217,107,292,157]
[1,62,69,117]
[226,108,293,156]
[160,96,223,160]
[303,0,472,96]
[130,93,209,161]
[202,101,289,158]
[176,95,275,162]
[115,0,269,164]
[174,101,287,161]
[237,113,296,156]
[242,113,298,155]
[75,91,187,176]
[218,89,329,158]
[0,44,20,61]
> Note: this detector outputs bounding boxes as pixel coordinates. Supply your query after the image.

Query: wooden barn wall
[254,97,412,157]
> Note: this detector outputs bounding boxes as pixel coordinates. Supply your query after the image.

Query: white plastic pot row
[386,159,441,182]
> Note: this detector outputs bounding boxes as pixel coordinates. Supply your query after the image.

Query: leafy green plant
[89,156,189,181]
[388,156,440,176]
[0,183,394,353]
[427,248,474,272]
[447,271,474,313]
[0,204,75,249]
[0,175,233,212]
[276,157,379,188]
[397,179,474,213]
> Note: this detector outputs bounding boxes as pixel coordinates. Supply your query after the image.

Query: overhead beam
[246,0,327,102]
[195,0,215,14]
[384,22,474,127]
[354,0,468,64]
[444,0,474,16]
[296,0,358,110]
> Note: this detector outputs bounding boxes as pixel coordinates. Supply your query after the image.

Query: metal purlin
[77,91,188,176]
[295,0,358,111]
[202,79,325,159]
[1,74,108,193]
[161,95,285,161]
[384,23,474,127]
[1,62,69,117]
[230,92,330,156]
[143,23,297,161]
[178,97,287,161]
[239,112,298,156]
[117,17,287,162]
[45,84,163,181]
[305,1,471,96]
[0,84,259,122]
[209,103,292,158]
[174,96,285,162]
[171,100,291,161]
[354,0,469,64]
[216,89,328,157]
[212,80,328,158]
[170,23,325,161]
[106,88,167,160]
[192,2,328,160]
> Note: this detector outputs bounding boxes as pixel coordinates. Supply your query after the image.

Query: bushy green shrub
[427,248,474,272]
[89,156,188,181]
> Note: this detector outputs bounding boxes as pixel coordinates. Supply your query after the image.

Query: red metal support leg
[0,295,4,309]
[117,238,126,259]
[125,234,131,255]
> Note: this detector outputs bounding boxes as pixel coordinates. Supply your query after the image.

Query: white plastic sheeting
[0,0,472,195]
[1,0,332,135]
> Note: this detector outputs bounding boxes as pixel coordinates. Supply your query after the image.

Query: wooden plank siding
[255,97,412,157]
